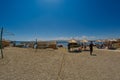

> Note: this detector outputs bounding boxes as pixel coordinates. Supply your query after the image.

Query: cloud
[81,36,96,40]
[81,36,87,39]
[7,35,96,41]
[53,37,71,40]
[47,36,96,40]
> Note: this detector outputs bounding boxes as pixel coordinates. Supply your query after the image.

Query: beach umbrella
[96,40,102,42]
[81,39,88,43]
[68,39,77,43]
[101,40,106,42]
[117,39,120,42]
[103,39,109,42]
[109,39,117,42]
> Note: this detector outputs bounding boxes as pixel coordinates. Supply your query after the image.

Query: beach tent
[37,41,57,49]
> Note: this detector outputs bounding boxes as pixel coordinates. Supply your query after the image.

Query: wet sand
[0,47,120,80]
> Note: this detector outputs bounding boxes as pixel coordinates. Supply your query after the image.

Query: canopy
[81,39,88,43]
[68,39,77,43]
[109,39,117,42]
[96,40,102,42]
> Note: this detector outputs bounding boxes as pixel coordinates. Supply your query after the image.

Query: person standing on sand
[84,43,87,50]
[68,43,70,52]
[89,41,93,55]
[34,43,37,49]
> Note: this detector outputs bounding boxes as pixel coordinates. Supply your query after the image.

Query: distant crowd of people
[68,41,94,55]
[96,42,117,49]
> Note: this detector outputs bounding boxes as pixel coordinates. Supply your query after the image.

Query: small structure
[107,39,118,49]
[68,39,81,52]
[37,41,57,49]
[2,40,10,47]
[68,39,78,48]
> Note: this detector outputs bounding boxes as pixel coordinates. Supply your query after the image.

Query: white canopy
[96,40,102,42]
[81,39,88,43]
[68,39,77,43]
[109,39,117,42]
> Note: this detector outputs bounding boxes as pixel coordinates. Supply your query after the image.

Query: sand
[0,47,120,80]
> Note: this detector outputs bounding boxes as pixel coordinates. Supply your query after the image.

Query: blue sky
[0,0,120,41]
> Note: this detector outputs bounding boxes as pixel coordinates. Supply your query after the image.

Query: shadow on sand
[83,50,90,52]
[68,50,82,53]
[91,54,97,56]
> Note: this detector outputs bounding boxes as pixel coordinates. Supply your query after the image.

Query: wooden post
[0,27,3,58]
[36,38,37,49]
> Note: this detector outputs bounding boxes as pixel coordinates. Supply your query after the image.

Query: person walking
[89,41,93,55]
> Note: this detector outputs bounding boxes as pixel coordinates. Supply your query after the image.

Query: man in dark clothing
[68,43,70,52]
[89,41,93,55]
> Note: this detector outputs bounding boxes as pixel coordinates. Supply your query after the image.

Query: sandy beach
[0,47,120,80]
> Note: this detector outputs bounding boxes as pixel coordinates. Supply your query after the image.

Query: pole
[0,27,3,58]
[36,38,37,49]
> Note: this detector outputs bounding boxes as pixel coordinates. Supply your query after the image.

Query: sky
[0,0,120,41]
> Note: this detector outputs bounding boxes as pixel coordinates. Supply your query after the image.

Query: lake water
[56,41,69,48]
[15,41,69,47]
[14,40,100,48]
